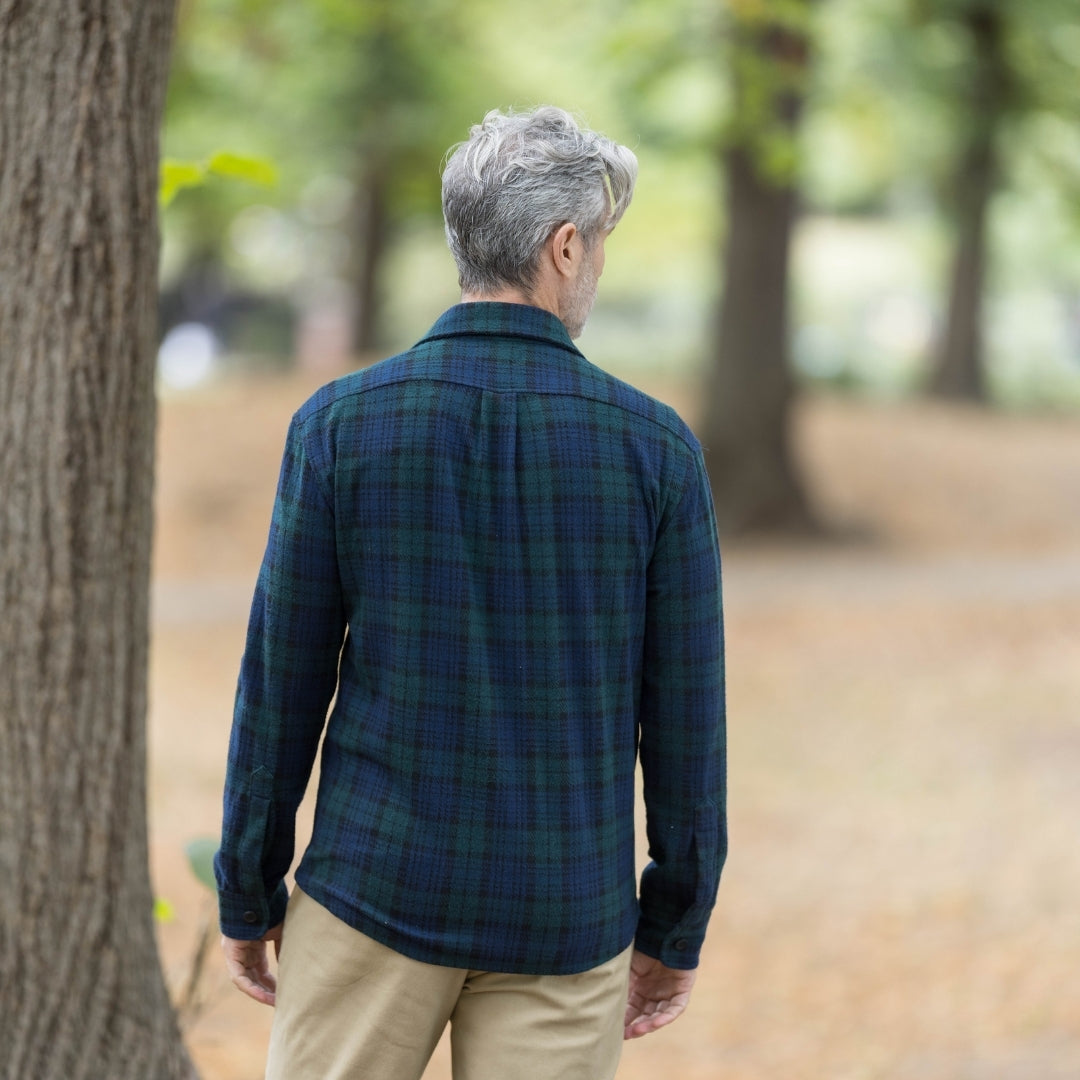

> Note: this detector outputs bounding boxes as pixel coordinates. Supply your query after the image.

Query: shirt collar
[417,302,583,357]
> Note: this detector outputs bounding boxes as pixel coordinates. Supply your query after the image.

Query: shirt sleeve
[214,412,346,939]
[635,447,727,970]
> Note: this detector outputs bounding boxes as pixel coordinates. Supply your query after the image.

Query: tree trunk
[0,2,194,1078]
[699,12,818,536]
[929,4,1006,402]
[350,156,390,356]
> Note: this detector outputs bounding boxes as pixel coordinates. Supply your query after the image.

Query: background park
[3,0,1080,1077]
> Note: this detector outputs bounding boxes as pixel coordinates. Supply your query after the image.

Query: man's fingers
[224,957,277,1006]
[624,1000,683,1039]
[221,935,278,1007]
[230,969,277,1006]
[623,953,695,1040]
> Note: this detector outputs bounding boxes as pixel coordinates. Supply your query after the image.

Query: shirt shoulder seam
[294,360,700,455]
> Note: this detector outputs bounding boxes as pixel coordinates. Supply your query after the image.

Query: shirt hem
[294,872,637,977]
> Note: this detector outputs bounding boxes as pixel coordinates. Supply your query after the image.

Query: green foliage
[153,897,177,923]
[798,0,1080,217]
[205,151,278,188]
[159,161,206,207]
[164,0,498,219]
[155,0,1080,397]
[184,837,219,892]
[160,151,277,207]
[607,0,816,185]
[160,0,530,302]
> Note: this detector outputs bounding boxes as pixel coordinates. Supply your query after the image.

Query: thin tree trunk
[700,12,817,536]
[0,2,194,1077]
[929,4,1006,402]
[350,157,389,356]
[930,143,993,400]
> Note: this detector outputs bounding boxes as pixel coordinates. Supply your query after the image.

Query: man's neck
[461,286,532,306]
[461,282,560,322]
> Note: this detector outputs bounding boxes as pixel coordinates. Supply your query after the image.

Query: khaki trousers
[266,888,632,1080]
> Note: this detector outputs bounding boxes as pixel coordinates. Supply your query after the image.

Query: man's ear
[549,221,580,280]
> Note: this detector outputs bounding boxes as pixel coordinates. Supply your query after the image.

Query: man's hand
[623,949,698,1039]
[221,924,283,1006]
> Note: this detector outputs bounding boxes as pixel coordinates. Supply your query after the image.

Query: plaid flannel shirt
[215,302,726,975]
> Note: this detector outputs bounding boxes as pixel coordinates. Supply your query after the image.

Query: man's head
[441,107,637,335]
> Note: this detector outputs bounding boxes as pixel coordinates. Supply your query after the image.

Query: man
[215,106,726,1080]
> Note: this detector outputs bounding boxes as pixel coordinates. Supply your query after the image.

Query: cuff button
[242,910,259,924]
[673,939,688,951]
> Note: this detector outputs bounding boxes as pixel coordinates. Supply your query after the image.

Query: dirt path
[153,549,1080,625]
[149,376,1080,1079]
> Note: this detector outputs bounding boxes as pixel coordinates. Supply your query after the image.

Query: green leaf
[185,837,220,892]
[154,897,176,923]
[207,151,278,188]
[159,158,207,206]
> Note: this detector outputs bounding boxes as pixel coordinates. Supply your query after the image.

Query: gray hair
[441,106,638,294]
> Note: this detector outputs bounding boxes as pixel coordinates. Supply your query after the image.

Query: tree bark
[929,4,1007,402]
[0,2,194,1077]
[699,12,818,536]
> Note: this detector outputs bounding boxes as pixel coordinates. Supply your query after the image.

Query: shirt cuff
[218,881,290,940]
[633,925,704,970]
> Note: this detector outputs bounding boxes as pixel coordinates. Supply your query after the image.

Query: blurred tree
[164,0,490,355]
[700,0,820,533]
[610,0,820,535]
[0,2,194,1077]
[905,0,1080,401]
[315,0,473,352]
[922,0,1013,401]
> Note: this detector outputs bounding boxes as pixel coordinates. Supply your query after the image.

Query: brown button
[242,910,259,924]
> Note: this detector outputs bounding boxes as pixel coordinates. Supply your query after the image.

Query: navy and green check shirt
[215,302,726,975]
